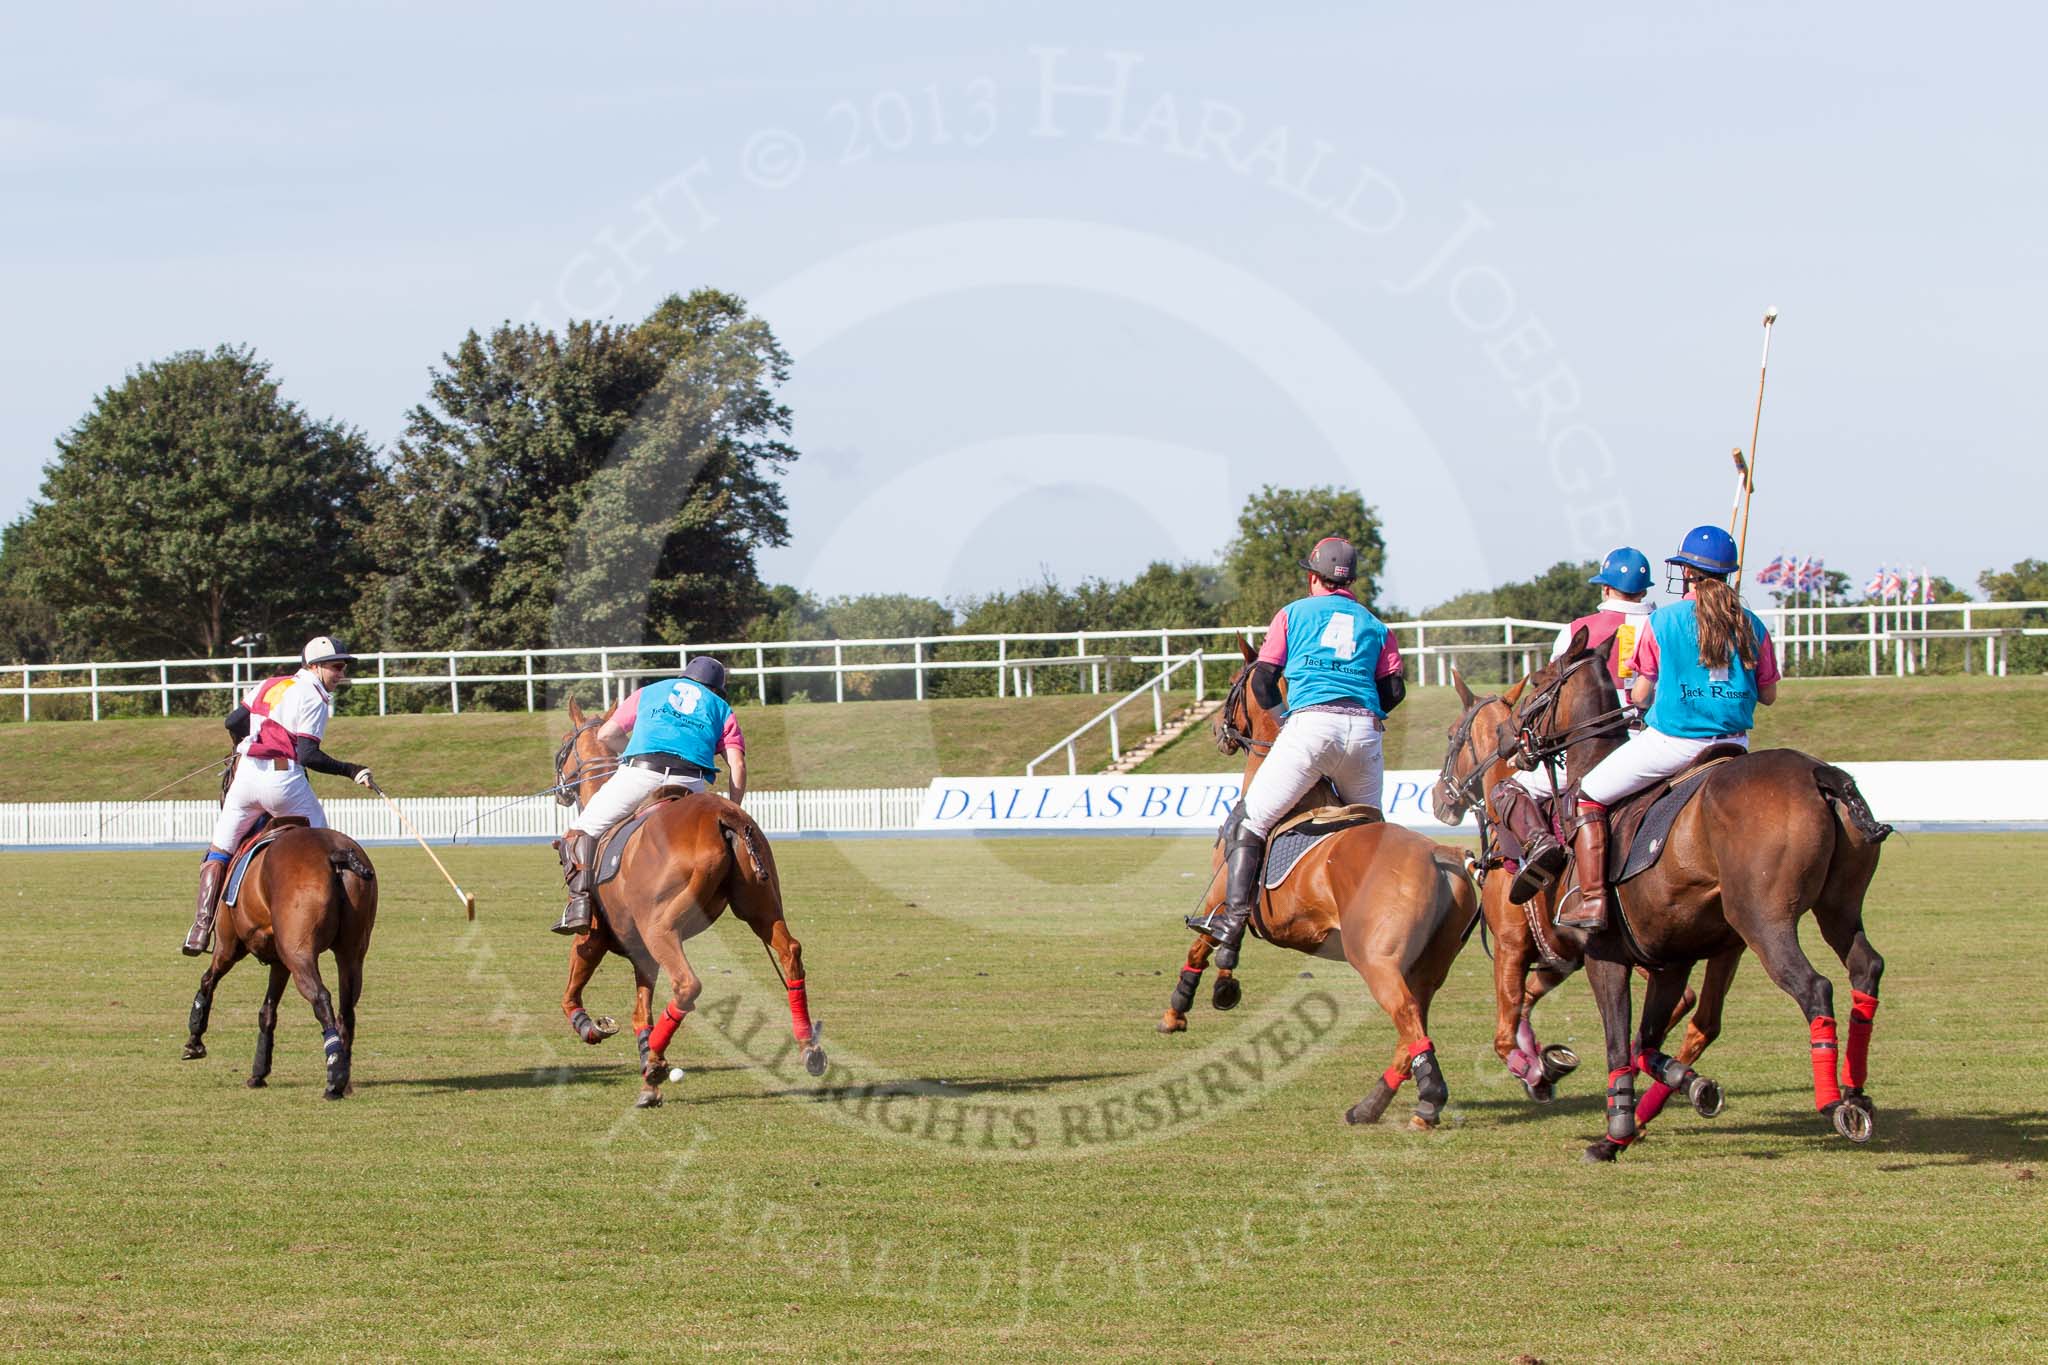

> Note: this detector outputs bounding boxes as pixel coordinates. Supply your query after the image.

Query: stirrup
[1555,886,1606,931]
[553,900,593,936]
[181,927,211,957]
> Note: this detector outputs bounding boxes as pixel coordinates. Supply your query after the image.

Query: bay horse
[1431,665,1738,1130]
[1508,627,1891,1161]
[554,696,825,1109]
[180,819,379,1099]
[1159,639,1480,1131]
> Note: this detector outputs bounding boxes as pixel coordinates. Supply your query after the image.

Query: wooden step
[1104,698,1224,775]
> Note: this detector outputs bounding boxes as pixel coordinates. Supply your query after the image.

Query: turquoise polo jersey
[1279,594,1388,714]
[1643,600,1768,739]
[623,678,732,775]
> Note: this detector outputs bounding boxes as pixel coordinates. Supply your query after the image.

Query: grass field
[3,834,2043,1361]
[1137,674,2048,774]
[2,676,2043,805]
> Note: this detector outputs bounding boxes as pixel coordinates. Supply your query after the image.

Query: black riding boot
[183,854,228,956]
[1185,824,1265,970]
[553,832,597,935]
[1487,777,1567,905]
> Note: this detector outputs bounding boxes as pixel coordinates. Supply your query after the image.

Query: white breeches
[1577,728,1747,808]
[211,758,327,850]
[1510,765,1564,800]
[1241,711,1385,836]
[569,767,709,837]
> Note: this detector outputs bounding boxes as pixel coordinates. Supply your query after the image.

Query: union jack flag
[1882,568,1905,598]
[1863,568,1886,598]
[1799,558,1825,592]
[1756,554,1787,586]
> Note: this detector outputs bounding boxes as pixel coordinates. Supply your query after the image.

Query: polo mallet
[1733,306,1778,589]
[96,755,231,832]
[368,779,476,919]
[1726,447,1749,533]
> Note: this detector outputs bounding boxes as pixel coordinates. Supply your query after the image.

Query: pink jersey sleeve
[1375,633,1403,679]
[611,686,644,732]
[1629,623,1660,680]
[720,713,745,753]
[1752,626,1782,686]
[1256,608,1290,667]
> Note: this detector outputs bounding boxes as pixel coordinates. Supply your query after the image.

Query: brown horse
[180,820,379,1099]
[1431,665,1742,1130]
[554,696,825,1108]
[1507,628,1891,1160]
[1160,640,1480,1130]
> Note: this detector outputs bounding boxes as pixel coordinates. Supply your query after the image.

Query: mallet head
[1763,306,1779,324]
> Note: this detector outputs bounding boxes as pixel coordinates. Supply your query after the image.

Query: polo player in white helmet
[183,635,375,955]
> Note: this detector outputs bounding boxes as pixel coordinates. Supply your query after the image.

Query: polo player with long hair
[553,655,746,935]
[1187,536,1406,969]
[185,635,375,955]
[1562,524,1782,930]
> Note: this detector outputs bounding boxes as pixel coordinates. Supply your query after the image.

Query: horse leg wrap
[649,1001,687,1057]
[188,988,211,1038]
[1809,1015,1842,1110]
[1409,1042,1446,1122]
[635,1027,652,1067]
[1844,990,1879,1091]
[569,1008,598,1043]
[322,1029,343,1068]
[1633,1051,1681,1126]
[1605,1068,1637,1144]
[785,978,815,1044]
[1167,966,1202,1016]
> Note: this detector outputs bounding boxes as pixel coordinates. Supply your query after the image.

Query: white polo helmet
[301,635,355,666]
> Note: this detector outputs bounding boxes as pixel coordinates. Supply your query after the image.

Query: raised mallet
[1733,307,1778,589]
[369,779,477,919]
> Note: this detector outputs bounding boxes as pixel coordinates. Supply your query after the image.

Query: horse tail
[326,841,379,924]
[1814,764,1893,845]
[715,804,777,889]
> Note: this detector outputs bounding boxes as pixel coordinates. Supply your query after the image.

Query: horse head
[1214,633,1282,760]
[554,695,619,810]
[1431,665,1524,826]
[1500,626,1626,787]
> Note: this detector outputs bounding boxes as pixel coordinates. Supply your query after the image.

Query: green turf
[2,835,2042,1361]
[0,692,1154,803]
[1138,674,2048,774]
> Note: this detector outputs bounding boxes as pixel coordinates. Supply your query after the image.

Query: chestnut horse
[554,696,825,1108]
[1431,665,1738,1127]
[1508,628,1891,1161]
[1160,640,1480,1131]
[180,821,379,1099]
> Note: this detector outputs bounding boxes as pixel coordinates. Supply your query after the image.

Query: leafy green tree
[9,346,377,662]
[1224,485,1386,622]
[355,290,796,663]
[1979,558,2048,672]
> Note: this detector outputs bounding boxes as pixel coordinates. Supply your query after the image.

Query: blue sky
[4,2,2040,611]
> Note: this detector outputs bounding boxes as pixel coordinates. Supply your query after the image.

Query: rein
[553,718,621,809]
[1507,654,1632,779]
[1215,669,1274,757]
[1435,694,1501,820]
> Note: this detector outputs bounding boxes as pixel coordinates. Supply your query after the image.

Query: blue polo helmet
[1666,524,1741,579]
[1588,547,1652,594]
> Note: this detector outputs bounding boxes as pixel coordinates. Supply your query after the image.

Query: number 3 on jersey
[1318,613,1357,660]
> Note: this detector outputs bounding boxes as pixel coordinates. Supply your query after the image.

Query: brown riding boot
[1558,808,1610,931]
[553,832,597,935]
[184,854,229,956]
[1487,778,1567,905]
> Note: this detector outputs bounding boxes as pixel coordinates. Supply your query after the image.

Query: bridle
[552,717,620,808]
[1215,667,1275,757]
[1504,652,1633,785]
[1435,691,1504,823]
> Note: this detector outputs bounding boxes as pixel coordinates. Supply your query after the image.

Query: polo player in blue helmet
[1489,545,1654,904]
[1187,535,1407,969]
[1560,524,1781,930]
[553,655,747,934]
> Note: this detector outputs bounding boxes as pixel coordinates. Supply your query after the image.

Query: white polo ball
[667,1066,686,1083]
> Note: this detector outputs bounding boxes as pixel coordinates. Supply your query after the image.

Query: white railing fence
[1026,650,1210,776]
[1760,600,2048,678]
[1,788,929,848]
[0,619,1560,723]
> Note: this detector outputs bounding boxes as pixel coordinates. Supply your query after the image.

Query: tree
[1224,485,1386,623]
[1979,558,2048,672]
[9,346,377,661]
[354,290,796,656]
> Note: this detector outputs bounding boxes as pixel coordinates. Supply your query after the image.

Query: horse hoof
[803,1046,828,1078]
[1345,1078,1397,1126]
[1156,1010,1188,1035]
[1211,976,1242,1011]
[246,1076,266,1089]
[1523,1078,1555,1105]
[181,1042,206,1061]
[1844,1089,1875,1117]
[1582,1138,1623,1163]
[1407,1113,1439,1132]
[1689,1076,1726,1118]
[634,1089,663,1109]
[1538,1044,1579,1083]
[323,1087,345,1101]
[1831,1101,1874,1144]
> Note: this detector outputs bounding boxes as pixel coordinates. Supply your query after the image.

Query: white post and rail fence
[3,603,2041,723]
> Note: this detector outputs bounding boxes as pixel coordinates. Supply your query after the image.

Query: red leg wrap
[1845,990,1878,1089]
[786,977,815,1044]
[1635,1080,1674,1126]
[1381,1063,1409,1090]
[649,1000,686,1056]
[1809,1015,1841,1110]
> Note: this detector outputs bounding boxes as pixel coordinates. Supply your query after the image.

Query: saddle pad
[594,790,693,886]
[1262,824,1333,889]
[1613,758,1736,885]
[221,816,308,907]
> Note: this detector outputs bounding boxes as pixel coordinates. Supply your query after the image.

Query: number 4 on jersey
[1318,613,1357,660]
